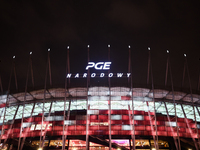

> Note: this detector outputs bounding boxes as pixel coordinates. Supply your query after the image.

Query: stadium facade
[0,46,200,150]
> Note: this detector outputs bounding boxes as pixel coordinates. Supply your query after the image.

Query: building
[0,46,200,150]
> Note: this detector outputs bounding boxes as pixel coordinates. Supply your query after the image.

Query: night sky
[0,1,200,92]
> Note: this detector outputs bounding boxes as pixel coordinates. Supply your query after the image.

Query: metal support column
[147,47,159,150]
[128,46,135,150]
[40,49,52,148]
[185,55,200,148]
[165,50,181,150]
[108,45,112,150]
[86,45,90,150]
[0,56,18,144]
[62,46,70,150]
[18,52,33,150]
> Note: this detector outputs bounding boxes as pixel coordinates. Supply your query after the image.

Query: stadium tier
[0,87,200,150]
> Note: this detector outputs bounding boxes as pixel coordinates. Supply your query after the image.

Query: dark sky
[0,1,200,92]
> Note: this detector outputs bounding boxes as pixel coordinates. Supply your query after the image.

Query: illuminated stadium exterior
[0,46,200,150]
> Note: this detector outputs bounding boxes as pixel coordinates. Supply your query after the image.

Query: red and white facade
[0,87,200,150]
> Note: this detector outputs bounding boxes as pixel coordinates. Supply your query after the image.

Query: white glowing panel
[64,120,76,125]
[111,115,122,120]
[122,125,131,130]
[134,115,144,120]
[88,110,99,115]
[89,96,109,101]
[165,122,176,127]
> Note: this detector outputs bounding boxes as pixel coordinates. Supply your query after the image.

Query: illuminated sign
[86,62,111,70]
[66,61,131,78]
[66,73,131,78]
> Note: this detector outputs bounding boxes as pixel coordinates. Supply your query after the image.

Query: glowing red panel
[121,96,131,100]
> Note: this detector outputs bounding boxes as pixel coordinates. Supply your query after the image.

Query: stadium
[0,46,200,150]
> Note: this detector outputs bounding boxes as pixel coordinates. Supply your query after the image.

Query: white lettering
[103,62,112,70]
[91,73,96,78]
[66,74,72,78]
[108,73,113,77]
[67,72,131,78]
[83,73,87,78]
[75,73,79,78]
[117,73,123,77]
[127,73,131,77]
[94,62,104,70]
[86,62,95,70]
[86,62,111,70]
[100,73,105,77]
